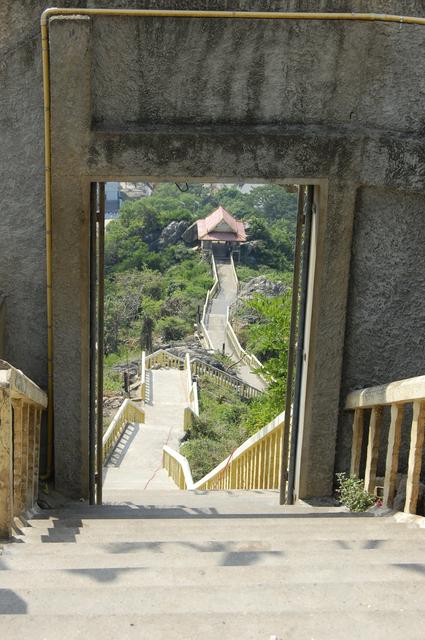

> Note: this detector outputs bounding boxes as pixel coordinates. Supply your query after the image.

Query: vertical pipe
[41,21,54,481]
[279,187,305,504]
[88,183,97,505]
[96,183,105,505]
[286,185,314,505]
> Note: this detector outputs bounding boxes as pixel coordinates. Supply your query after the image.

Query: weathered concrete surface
[336,186,425,477]
[2,492,425,637]
[3,1,425,498]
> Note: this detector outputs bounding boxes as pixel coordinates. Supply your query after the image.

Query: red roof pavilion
[195,206,246,243]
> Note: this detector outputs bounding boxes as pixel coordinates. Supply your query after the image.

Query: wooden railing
[141,348,260,401]
[191,357,262,399]
[225,254,267,382]
[199,253,219,350]
[163,445,194,489]
[140,350,146,401]
[184,353,199,429]
[145,349,185,370]
[163,411,285,491]
[229,252,239,292]
[346,374,425,514]
[0,360,47,537]
[102,399,145,463]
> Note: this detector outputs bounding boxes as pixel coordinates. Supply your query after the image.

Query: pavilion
[183,206,247,258]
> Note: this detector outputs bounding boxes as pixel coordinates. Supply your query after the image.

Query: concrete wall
[2,1,425,497]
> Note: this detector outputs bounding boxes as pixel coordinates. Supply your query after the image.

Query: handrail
[140,350,146,401]
[225,307,267,380]
[229,253,239,292]
[191,357,262,399]
[145,348,185,370]
[0,360,47,537]
[346,374,425,514]
[199,253,219,350]
[184,353,199,428]
[163,445,194,489]
[142,348,260,399]
[102,398,145,463]
[163,410,285,491]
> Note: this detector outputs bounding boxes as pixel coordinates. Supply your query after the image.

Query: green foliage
[181,377,250,481]
[336,473,376,512]
[237,291,292,434]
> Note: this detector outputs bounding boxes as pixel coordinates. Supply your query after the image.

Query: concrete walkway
[206,259,267,392]
[102,368,187,499]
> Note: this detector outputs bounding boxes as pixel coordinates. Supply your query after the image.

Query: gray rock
[159,220,188,247]
[230,276,288,327]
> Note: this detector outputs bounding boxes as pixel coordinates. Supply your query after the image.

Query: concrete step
[0,581,424,616]
[0,562,424,589]
[3,546,425,570]
[14,526,425,545]
[1,611,424,640]
[21,515,419,533]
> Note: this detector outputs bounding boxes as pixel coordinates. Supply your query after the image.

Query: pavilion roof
[196,206,246,242]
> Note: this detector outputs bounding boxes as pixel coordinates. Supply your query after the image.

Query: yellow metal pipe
[40,8,425,481]
[40,19,54,480]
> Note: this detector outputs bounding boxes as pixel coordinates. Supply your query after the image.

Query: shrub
[336,473,376,512]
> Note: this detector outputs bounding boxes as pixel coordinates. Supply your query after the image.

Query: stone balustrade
[0,360,47,537]
[346,374,425,513]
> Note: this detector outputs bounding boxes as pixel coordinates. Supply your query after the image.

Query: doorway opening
[88,181,316,505]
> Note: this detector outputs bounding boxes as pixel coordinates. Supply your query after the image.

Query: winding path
[206,258,267,392]
[102,368,187,500]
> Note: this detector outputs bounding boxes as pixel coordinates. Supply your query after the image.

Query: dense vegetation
[104,182,296,359]
[103,182,296,474]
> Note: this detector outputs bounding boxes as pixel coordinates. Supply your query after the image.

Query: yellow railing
[191,357,262,399]
[145,349,185,370]
[199,253,219,349]
[163,410,285,491]
[0,360,47,537]
[140,350,146,401]
[184,353,199,429]
[102,398,145,463]
[225,254,267,383]
[163,446,194,489]
[346,374,425,514]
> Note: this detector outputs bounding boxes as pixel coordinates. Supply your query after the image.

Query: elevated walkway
[103,368,187,498]
[205,257,267,392]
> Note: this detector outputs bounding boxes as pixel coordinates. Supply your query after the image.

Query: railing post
[383,404,404,507]
[26,406,36,510]
[11,399,23,517]
[0,389,13,537]
[350,408,364,478]
[405,400,425,514]
[364,406,383,494]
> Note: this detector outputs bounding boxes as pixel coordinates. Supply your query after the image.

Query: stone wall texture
[1,1,425,497]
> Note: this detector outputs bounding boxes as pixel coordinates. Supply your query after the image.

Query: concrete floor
[102,368,187,499]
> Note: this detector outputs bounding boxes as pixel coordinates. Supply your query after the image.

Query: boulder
[159,220,188,247]
[230,276,288,327]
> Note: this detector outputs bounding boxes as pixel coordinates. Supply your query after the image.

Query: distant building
[183,206,246,259]
[105,182,122,218]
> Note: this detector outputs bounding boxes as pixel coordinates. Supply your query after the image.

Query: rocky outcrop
[230,276,288,327]
[159,220,188,247]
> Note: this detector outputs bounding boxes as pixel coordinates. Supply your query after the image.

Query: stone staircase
[1,490,425,638]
